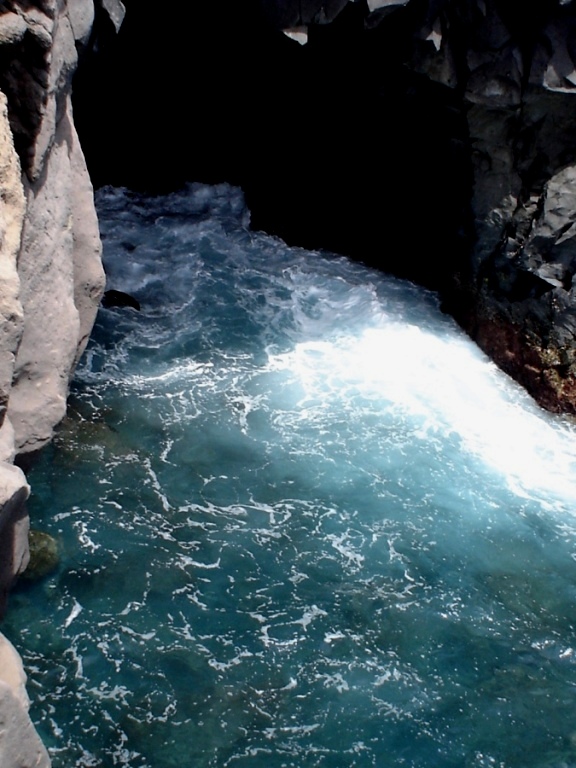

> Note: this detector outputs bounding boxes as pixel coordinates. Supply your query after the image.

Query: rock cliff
[0,1,113,763]
[0,0,107,604]
[372,0,576,414]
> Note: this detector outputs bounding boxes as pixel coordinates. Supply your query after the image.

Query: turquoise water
[6,184,576,767]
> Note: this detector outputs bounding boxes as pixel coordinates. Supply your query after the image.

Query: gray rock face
[0,1,105,714]
[0,3,105,457]
[0,0,105,453]
[0,92,25,437]
[99,0,126,33]
[9,95,104,453]
[0,1,109,764]
[0,462,30,616]
[0,633,50,768]
[260,0,350,28]
[404,0,576,412]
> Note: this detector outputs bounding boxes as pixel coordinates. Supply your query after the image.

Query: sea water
[5,183,576,767]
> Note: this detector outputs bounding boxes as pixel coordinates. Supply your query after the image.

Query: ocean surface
[6,184,576,767]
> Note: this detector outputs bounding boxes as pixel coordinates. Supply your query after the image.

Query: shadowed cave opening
[72,0,473,293]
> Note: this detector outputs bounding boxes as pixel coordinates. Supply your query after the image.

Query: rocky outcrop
[0,1,106,454]
[9,94,104,453]
[0,1,115,764]
[0,463,29,616]
[0,0,110,604]
[0,90,25,463]
[0,633,50,768]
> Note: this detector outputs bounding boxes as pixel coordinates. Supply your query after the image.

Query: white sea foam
[293,605,328,630]
[64,599,83,628]
[266,324,576,505]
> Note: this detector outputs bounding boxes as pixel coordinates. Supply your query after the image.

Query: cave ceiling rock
[261,0,351,29]
[465,44,523,109]
[282,25,309,44]
[521,165,576,293]
[531,17,576,92]
[410,12,458,88]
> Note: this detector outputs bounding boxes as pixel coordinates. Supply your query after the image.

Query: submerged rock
[102,288,141,310]
[22,529,59,581]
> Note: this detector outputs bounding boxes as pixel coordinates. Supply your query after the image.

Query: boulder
[0,463,29,616]
[0,633,50,768]
[22,530,59,582]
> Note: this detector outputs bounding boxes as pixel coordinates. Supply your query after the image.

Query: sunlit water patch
[6,183,576,768]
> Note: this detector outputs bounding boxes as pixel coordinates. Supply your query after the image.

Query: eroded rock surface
[9,94,104,452]
[0,1,113,764]
[0,633,50,768]
[0,0,106,694]
[1,2,106,453]
[0,91,25,455]
[0,462,29,615]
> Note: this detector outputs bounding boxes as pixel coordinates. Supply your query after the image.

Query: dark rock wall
[401,0,576,413]
[73,0,576,413]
